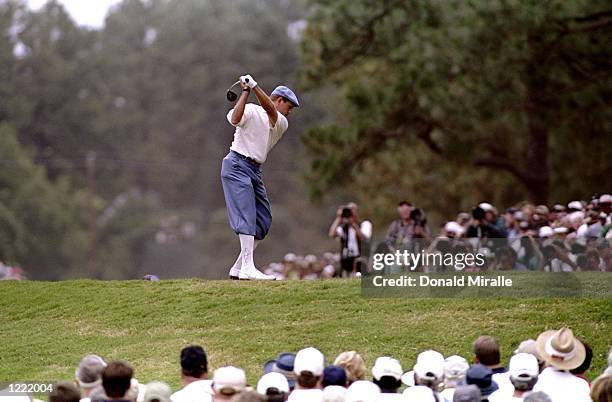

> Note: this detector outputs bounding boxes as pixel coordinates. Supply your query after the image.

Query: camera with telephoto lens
[410,208,427,227]
[341,207,352,218]
[472,206,486,221]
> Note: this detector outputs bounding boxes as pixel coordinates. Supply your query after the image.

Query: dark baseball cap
[322,365,347,387]
[180,345,208,376]
[465,364,498,396]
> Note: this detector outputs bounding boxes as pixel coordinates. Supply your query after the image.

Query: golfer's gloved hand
[240,74,258,89]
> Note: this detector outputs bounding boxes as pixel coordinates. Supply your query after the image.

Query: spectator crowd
[260,194,612,279]
[6,327,612,402]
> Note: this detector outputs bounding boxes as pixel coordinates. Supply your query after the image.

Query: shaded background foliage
[0,0,609,279]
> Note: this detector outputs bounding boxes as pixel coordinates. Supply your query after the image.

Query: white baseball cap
[413,350,445,382]
[371,357,403,381]
[212,366,246,395]
[599,194,612,204]
[443,355,469,380]
[509,353,539,380]
[402,385,436,402]
[538,226,554,238]
[344,380,380,402]
[479,202,495,212]
[294,347,325,376]
[256,372,289,395]
[444,221,465,235]
[322,385,347,402]
[568,201,583,210]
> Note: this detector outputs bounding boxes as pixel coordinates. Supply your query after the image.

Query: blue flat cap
[271,85,299,107]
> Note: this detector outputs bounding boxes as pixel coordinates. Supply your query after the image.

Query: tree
[0,123,90,278]
[300,0,612,212]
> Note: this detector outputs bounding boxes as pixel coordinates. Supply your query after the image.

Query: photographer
[384,201,431,253]
[467,206,507,251]
[328,204,371,277]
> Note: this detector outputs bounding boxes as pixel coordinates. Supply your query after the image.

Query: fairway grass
[1,279,610,389]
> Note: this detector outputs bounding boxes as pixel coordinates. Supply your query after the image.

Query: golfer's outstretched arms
[230,82,250,125]
[253,85,278,127]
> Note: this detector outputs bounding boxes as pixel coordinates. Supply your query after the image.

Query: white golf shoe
[238,266,276,280]
[229,266,240,280]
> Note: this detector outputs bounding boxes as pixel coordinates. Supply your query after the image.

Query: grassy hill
[1,279,611,390]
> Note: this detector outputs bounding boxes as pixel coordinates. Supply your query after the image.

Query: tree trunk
[523,34,550,205]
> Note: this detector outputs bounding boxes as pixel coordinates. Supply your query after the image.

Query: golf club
[226,78,251,102]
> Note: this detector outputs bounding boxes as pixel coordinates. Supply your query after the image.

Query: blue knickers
[220,151,272,240]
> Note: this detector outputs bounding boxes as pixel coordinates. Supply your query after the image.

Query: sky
[27,0,122,28]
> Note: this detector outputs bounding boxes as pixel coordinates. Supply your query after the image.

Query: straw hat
[536,327,585,370]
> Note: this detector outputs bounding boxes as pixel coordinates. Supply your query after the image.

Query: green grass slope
[1,279,610,389]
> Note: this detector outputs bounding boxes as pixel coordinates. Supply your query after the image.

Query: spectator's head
[479,202,497,223]
[443,355,469,388]
[599,194,612,214]
[256,372,288,402]
[444,221,465,238]
[413,350,444,388]
[102,360,134,400]
[266,352,296,390]
[180,345,208,380]
[402,385,436,402]
[591,375,612,402]
[509,353,539,392]
[334,351,366,385]
[212,366,246,400]
[569,340,593,376]
[473,335,501,367]
[76,354,107,394]
[347,202,359,220]
[143,382,171,402]
[322,365,347,387]
[457,212,471,227]
[345,380,380,402]
[294,347,324,389]
[523,391,552,402]
[452,385,481,402]
[585,250,601,271]
[322,385,346,402]
[496,247,518,271]
[230,390,266,402]
[536,327,586,370]
[514,339,544,371]
[49,382,81,402]
[371,357,402,393]
[398,201,413,220]
[465,364,498,398]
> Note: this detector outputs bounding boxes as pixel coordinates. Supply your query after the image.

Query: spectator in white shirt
[288,347,324,402]
[345,381,380,402]
[489,353,539,402]
[75,354,107,402]
[371,357,403,400]
[532,327,591,402]
[171,346,212,402]
[211,367,246,402]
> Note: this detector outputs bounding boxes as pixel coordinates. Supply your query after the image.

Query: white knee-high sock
[239,234,257,270]
[230,239,259,272]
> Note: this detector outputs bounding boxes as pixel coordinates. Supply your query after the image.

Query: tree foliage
[0,0,335,278]
[300,0,612,214]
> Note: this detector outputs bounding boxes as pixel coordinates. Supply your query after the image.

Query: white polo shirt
[532,367,590,402]
[227,103,288,164]
[170,380,213,402]
[287,388,324,402]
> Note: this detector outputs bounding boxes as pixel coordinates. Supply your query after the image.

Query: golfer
[221,74,299,280]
